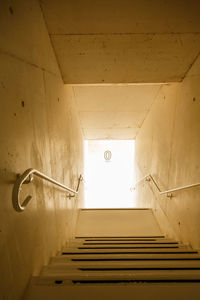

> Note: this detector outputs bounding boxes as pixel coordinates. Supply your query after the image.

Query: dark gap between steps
[79,267,200,271]
[71,258,200,261]
[73,279,200,284]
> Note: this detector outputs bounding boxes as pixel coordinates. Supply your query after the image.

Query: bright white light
[84,140,135,208]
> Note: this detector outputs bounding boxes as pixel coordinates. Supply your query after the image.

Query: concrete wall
[0,1,83,299]
[135,55,200,250]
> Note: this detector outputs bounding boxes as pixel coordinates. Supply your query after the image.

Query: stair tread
[75,236,165,239]
[46,261,200,268]
[70,244,181,248]
[52,253,200,262]
[72,242,179,245]
[24,282,200,300]
[62,248,196,254]
[73,238,175,242]
[38,269,200,280]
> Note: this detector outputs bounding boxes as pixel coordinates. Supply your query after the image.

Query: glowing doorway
[84,140,135,208]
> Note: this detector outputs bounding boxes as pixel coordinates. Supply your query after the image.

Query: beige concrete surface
[41,0,200,83]
[50,33,200,83]
[26,282,200,300]
[0,0,59,75]
[135,54,200,250]
[43,261,200,272]
[51,253,200,261]
[72,84,161,139]
[75,209,162,237]
[83,127,139,140]
[0,1,83,299]
[30,270,200,280]
[40,0,200,34]
[24,282,200,300]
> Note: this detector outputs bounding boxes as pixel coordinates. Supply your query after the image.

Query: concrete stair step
[72,240,179,245]
[70,244,185,249]
[51,253,200,263]
[44,260,200,269]
[62,247,197,254]
[72,237,174,242]
[41,261,200,276]
[75,236,165,239]
[24,281,200,300]
[70,242,181,248]
[36,269,200,281]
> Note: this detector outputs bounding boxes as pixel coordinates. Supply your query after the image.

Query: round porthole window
[104,150,112,161]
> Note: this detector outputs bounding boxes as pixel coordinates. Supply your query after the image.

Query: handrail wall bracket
[12,168,83,212]
[134,173,200,199]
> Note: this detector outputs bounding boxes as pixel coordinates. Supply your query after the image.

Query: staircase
[25,209,200,299]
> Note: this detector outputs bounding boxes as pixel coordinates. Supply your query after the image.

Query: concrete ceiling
[41,0,200,84]
[72,84,161,139]
[41,1,200,139]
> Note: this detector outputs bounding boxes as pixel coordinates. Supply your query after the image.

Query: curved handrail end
[12,169,83,212]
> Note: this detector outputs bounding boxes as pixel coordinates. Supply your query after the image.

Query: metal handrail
[134,174,200,198]
[12,168,83,212]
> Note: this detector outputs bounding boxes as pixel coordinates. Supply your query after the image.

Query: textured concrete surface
[41,0,200,83]
[24,282,200,300]
[0,1,83,299]
[40,0,200,34]
[50,34,200,83]
[135,54,200,250]
[72,84,161,139]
